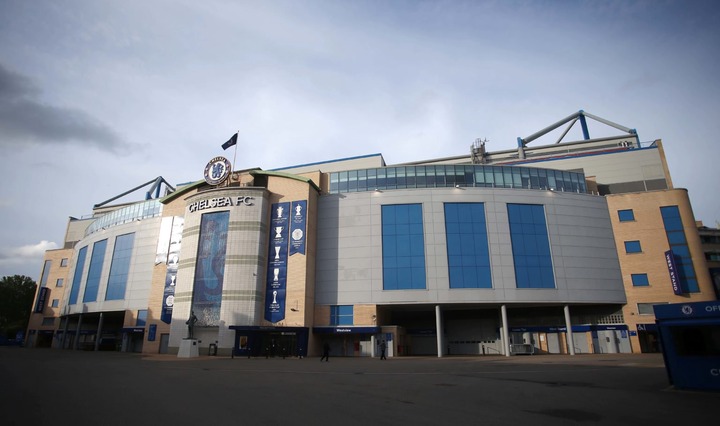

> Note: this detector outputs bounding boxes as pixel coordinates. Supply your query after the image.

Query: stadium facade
[26,112,717,357]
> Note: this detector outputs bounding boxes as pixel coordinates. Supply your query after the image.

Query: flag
[222,133,238,150]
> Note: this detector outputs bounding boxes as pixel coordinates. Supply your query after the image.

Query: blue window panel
[660,206,698,294]
[39,260,52,287]
[411,256,425,268]
[618,209,635,222]
[663,217,683,231]
[330,305,353,325]
[106,233,135,301]
[631,274,650,286]
[660,205,681,219]
[69,246,88,305]
[671,245,691,258]
[397,256,411,268]
[382,204,426,290]
[445,203,492,289]
[666,231,687,245]
[685,278,699,293]
[624,241,642,253]
[137,309,148,326]
[83,239,108,303]
[508,204,555,289]
[396,224,410,236]
[383,268,398,290]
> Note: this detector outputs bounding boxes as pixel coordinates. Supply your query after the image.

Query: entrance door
[638,331,660,353]
[159,334,170,354]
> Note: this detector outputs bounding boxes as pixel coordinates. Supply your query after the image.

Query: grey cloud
[0,63,129,153]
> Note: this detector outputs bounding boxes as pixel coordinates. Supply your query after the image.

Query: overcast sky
[1,0,719,280]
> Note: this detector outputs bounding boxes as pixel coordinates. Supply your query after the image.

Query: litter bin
[208,343,218,356]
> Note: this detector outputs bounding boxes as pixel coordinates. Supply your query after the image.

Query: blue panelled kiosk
[654,301,720,391]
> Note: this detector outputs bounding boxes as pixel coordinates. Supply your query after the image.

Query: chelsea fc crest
[204,156,232,186]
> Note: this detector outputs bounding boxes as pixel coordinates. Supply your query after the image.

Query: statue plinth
[178,338,199,358]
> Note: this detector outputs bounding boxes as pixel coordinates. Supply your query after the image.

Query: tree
[0,275,37,339]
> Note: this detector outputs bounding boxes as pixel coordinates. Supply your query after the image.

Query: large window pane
[507,204,555,288]
[382,204,426,290]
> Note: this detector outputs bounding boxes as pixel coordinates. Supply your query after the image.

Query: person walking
[380,340,387,360]
[320,342,330,362]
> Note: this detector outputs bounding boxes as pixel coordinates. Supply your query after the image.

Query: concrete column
[74,314,82,350]
[435,305,443,358]
[501,305,510,357]
[94,312,104,351]
[564,305,575,355]
[61,316,70,349]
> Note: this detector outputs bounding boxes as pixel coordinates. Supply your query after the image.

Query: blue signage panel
[290,200,307,256]
[148,324,157,341]
[161,265,178,324]
[34,287,49,313]
[664,250,683,295]
[265,202,290,323]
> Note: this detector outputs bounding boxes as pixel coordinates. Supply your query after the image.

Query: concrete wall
[315,186,626,307]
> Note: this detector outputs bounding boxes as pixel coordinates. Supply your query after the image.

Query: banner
[192,211,229,326]
[34,287,49,313]
[265,202,290,323]
[161,217,184,324]
[665,250,683,295]
[290,200,307,256]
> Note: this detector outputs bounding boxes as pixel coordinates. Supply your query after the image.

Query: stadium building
[26,111,717,357]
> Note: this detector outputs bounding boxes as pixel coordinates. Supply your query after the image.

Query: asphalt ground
[1,347,717,425]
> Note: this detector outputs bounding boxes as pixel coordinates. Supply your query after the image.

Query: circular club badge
[204,156,232,185]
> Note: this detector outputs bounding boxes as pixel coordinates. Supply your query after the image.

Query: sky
[1,0,719,281]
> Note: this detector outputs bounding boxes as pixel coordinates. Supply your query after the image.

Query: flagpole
[232,130,239,172]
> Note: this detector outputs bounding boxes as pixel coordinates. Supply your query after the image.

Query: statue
[186,310,198,339]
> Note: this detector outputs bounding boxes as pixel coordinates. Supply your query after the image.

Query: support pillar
[435,305,443,358]
[74,314,82,350]
[564,305,575,355]
[94,312,104,352]
[501,305,510,357]
[61,316,70,349]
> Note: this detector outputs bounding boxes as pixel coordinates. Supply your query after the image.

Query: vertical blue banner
[34,287,49,313]
[665,250,683,295]
[290,200,307,256]
[161,217,183,324]
[148,324,157,341]
[265,202,290,323]
[192,211,229,325]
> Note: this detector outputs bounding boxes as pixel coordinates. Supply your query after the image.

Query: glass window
[507,204,555,289]
[60,258,69,267]
[330,305,353,326]
[69,246,88,305]
[106,233,135,301]
[631,273,649,286]
[618,209,635,222]
[56,278,64,287]
[83,239,108,303]
[638,302,667,315]
[51,299,59,308]
[39,260,52,288]
[624,241,642,253]
[445,203,492,288]
[660,206,698,293]
[382,204,426,290]
[136,309,148,326]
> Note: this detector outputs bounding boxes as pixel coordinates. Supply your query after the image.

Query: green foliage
[0,275,37,339]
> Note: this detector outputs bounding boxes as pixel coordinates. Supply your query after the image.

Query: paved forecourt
[0,348,716,425]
